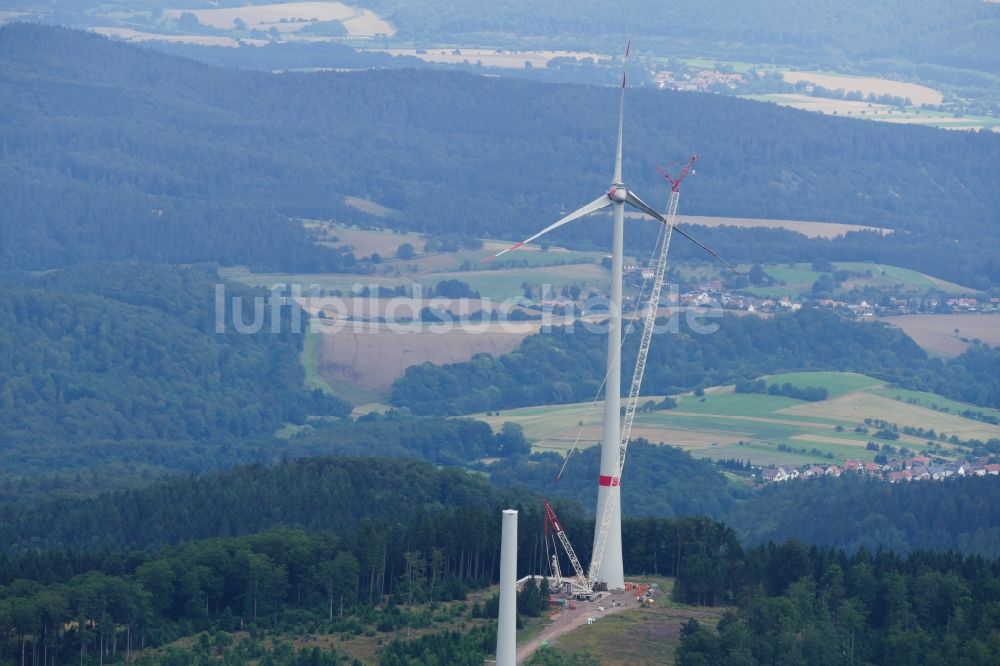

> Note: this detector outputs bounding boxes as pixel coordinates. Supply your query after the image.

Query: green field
[422,263,607,300]
[477,371,999,467]
[221,221,612,301]
[740,261,972,298]
[763,371,884,397]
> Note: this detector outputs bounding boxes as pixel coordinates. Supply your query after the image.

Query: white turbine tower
[493,43,734,590]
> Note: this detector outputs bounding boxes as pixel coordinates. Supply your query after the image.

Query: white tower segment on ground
[492,46,736,591]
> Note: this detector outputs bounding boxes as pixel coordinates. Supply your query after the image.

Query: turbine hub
[608,185,627,203]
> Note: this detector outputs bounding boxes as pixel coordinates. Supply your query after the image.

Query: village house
[762,467,789,483]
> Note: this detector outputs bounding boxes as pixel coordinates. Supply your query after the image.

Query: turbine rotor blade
[613,45,629,184]
[493,194,613,257]
[623,190,664,222]
[670,226,739,274]
[625,190,739,273]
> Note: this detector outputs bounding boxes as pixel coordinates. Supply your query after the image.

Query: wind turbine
[492,43,735,590]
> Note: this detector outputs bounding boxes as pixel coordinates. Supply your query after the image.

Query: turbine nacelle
[608,185,627,203]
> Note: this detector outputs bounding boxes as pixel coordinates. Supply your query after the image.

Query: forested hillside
[0,482,738,666]
[367,0,1000,73]
[391,309,1000,414]
[0,262,353,502]
[0,457,497,554]
[674,543,1000,665]
[2,25,999,286]
[728,475,1000,557]
[490,440,744,520]
[2,452,999,664]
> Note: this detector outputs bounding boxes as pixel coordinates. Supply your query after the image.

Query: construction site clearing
[515,578,660,663]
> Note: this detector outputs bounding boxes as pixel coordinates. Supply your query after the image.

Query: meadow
[476,371,999,467]
[743,261,972,298]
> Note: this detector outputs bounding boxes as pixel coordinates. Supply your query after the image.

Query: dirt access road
[516,589,641,664]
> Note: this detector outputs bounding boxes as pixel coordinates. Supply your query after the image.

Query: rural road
[516,590,641,664]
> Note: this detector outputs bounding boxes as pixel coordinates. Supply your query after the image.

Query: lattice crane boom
[543,500,589,591]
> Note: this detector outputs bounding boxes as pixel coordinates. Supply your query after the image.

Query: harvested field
[623,211,885,238]
[744,94,999,130]
[367,48,605,69]
[778,392,1000,442]
[92,27,265,47]
[341,9,394,37]
[881,314,1000,357]
[165,2,394,38]
[314,325,530,393]
[782,71,944,105]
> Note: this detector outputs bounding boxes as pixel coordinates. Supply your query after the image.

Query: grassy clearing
[551,577,726,665]
[301,328,334,394]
